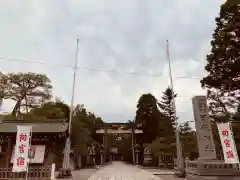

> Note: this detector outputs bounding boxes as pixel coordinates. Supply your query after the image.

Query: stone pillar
[192,96,216,159]
[184,96,240,180]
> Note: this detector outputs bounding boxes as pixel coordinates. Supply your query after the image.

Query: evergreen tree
[135,93,163,142]
[179,122,198,160]
[158,87,177,128]
[201,0,240,119]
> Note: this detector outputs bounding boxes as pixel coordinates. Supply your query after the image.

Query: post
[136,153,139,165]
[6,138,11,168]
[60,39,79,177]
[68,39,79,135]
[100,154,103,165]
[25,126,33,180]
[104,126,107,162]
[132,125,135,164]
[166,40,184,170]
[51,163,56,180]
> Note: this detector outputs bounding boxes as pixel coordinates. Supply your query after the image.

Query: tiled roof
[0,119,68,133]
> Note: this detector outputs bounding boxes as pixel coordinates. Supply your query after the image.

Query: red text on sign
[223,139,231,148]
[16,157,25,166]
[19,133,27,142]
[226,150,234,159]
[221,129,229,137]
[18,144,26,153]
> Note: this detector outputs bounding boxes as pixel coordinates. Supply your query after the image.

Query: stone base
[187,173,240,180]
[57,168,72,179]
[185,159,240,180]
[174,167,186,178]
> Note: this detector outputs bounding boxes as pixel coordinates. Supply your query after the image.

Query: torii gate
[96,122,143,164]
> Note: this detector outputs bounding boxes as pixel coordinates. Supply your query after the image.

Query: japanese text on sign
[217,123,239,164]
[198,100,207,113]
[19,133,27,142]
[192,96,217,159]
[12,126,32,172]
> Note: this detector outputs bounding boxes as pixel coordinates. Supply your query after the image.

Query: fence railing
[0,167,51,180]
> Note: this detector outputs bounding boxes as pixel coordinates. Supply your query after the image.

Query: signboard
[11,145,45,164]
[12,126,32,172]
[192,96,216,159]
[217,122,239,164]
[111,147,118,153]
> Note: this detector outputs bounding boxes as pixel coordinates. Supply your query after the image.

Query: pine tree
[158,87,177,128]
[201,0,240,119]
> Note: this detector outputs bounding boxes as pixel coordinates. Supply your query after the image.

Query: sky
[0,0,226,125]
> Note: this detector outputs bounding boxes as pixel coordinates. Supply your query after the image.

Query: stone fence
[185,160,240,176]
[0,167,51,180]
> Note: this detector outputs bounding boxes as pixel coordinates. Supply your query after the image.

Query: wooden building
[0,119,68,169]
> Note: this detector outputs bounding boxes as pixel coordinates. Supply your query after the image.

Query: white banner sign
[11,145,46,164]
[12,126,32,172]
[217,122,239,164]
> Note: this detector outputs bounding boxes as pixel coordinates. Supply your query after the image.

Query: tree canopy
[0,71,104,167]
[200,0,240,121]
[179,122,197,159]
[135,93,163,142]
[158,87,177,129]
[1,72,52,116]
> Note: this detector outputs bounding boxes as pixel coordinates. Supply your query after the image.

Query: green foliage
[151,137,175,157]
[179,122,197,158]
[200,0,240,120]
[0,113,46,121]
[135,93,163,142]
[71,104,103,156]
[30,100,70,119]
[144,87,178,157]
[1,72,52,116]
[158,87,177,128]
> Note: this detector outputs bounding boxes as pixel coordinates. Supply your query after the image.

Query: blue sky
[0,0,225,124]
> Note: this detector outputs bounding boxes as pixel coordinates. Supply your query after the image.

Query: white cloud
[0,0,225,123]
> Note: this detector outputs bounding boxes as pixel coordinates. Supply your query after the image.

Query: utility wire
[0,57,202,79]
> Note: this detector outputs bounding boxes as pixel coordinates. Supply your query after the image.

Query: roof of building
[0,119,68,133]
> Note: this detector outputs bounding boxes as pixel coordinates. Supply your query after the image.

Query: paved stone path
[88,161,164,180]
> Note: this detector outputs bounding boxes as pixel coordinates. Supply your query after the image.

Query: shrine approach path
[87,161,164,180]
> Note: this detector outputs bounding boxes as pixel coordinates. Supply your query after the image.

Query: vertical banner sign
[217,122,239,164]
[12,126,32,172]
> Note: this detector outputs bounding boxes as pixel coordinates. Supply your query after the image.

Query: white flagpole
[166,40,184,170]
[68,38,79,135]
[61,39,79,174]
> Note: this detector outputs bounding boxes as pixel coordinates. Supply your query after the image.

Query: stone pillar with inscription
[185,96,240,180]
[192,96,216,160]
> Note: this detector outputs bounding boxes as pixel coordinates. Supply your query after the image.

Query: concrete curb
[153,172,175,175]
[136,165,175,175]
